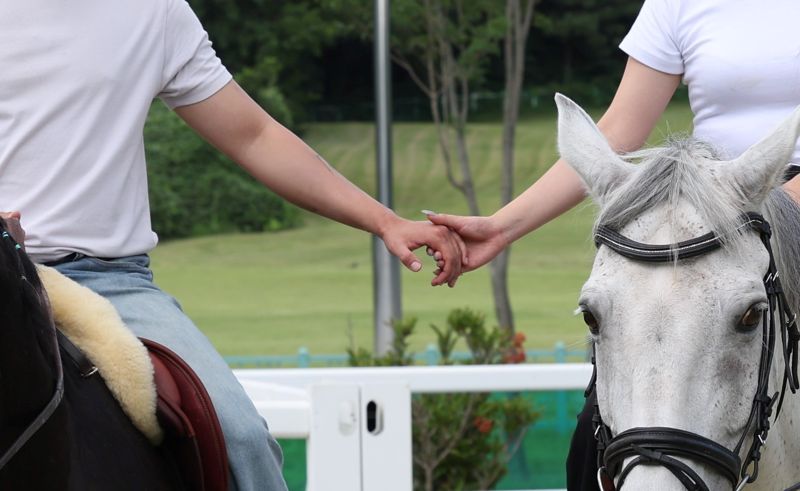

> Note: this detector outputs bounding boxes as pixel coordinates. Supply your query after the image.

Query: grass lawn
[149,103,694,356]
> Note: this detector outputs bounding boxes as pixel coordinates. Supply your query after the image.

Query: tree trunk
[392,0,536,332]
[495,0,536,333]
[489,249,513,330]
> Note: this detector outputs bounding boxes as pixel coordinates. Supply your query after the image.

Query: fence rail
[234,363,592,491]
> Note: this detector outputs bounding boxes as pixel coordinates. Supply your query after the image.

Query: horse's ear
[723,105,800,205]
[555,93,634,204]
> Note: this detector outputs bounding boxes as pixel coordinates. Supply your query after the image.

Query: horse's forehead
[588,205,768,307]
[618,204,709,243]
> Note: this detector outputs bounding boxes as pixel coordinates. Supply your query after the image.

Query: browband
[594,212,769,262]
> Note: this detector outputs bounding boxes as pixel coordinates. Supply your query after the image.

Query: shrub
[348,308,539,491]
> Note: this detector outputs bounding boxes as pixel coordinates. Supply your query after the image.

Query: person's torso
[0,0,169,262]
[675,0,800,161]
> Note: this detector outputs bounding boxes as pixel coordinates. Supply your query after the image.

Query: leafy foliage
[348,308,539,491]
[190,0,363,124]
[522,0,639,105]
[144,103,300,239]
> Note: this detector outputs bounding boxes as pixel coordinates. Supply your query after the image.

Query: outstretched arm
[428,58,681,272]
[174,81,465,286]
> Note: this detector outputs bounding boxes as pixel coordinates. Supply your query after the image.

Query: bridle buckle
[735,475,750,491]
[597,467,615,491]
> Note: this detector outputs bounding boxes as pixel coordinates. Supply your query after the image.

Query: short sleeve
[619,0,684,75]
[159,0,233,108]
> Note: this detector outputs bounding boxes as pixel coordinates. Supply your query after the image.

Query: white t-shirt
[0,0,232,262]
[620,0,800,163]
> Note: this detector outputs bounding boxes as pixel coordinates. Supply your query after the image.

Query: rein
[0,233,65,472]
[589,212,800,490]
[0,317,64,471]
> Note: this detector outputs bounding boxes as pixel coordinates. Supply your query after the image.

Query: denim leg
[52,255,288,491]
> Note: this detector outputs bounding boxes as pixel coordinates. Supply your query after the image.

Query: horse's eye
[581,307,600,335]
[738,304,764,331]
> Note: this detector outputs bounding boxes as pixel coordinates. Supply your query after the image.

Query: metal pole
[373,0,401,356]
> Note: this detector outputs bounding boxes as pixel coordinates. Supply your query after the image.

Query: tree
[495,0,537,332]
[530,0,640,101]
[190,0,362,124]
[389,0,536,332]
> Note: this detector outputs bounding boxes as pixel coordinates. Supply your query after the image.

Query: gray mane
[762,190,800,309]
[594,135,800,309]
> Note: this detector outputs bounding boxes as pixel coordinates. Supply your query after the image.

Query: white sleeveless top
[0,0,231,262]
[620,0,800,163]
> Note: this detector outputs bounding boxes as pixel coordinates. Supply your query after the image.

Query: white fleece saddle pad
[37,265,162,444]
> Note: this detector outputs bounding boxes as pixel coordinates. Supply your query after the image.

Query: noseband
[589,212,800,490]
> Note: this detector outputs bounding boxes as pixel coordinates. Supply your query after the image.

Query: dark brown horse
[0,219,187,490]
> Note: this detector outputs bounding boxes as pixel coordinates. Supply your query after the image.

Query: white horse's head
[557,94,800,489]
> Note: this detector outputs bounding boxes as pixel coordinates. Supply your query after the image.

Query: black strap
[594,212,768,263]
[606,427,740,487]
[617,453,708,491]
[595,226,721,262]
[0,322,65,470]
[56,329,98,378]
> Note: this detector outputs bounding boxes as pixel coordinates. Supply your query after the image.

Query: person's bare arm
[428,58,682,271]
[783,171,800,201]
[174,81,464,285]
[0,211,24,246]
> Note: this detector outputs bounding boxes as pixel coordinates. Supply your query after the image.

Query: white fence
[234,363,593,491]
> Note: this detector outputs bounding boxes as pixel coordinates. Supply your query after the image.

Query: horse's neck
[758,333,800,486]
[750,196,800,485]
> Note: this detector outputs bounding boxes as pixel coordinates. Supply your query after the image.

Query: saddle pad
[36,264,163,443]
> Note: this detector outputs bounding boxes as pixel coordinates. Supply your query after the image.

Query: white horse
[556,94,800,490]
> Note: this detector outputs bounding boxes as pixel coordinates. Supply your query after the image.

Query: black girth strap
[589,212,800,490]
[56,329,99,378]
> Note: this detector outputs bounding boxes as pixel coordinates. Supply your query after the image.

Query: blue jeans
[52,254,288,491]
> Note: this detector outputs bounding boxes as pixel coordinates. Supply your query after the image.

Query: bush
[348,308,539,491]
[144,102,300,239]
[236,56,295,129]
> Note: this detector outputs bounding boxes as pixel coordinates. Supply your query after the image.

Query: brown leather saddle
[142,338,229,491]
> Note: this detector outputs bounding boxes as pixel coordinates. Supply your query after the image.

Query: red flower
[503,347,526,364]
[473,416,493,434]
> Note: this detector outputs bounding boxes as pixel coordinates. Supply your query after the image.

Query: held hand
[425,212,508,273]
[380,218,466,287]
[0,211,25,247]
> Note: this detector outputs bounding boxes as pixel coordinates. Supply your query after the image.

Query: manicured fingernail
[411,261,422,272]
[421,209,437,216]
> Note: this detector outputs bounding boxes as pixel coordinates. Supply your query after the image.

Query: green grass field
[149,103,694,356]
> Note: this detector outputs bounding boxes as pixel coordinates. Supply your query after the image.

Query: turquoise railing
[224,341,588,369]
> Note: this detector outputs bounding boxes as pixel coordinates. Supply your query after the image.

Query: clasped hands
[381,211,508,288]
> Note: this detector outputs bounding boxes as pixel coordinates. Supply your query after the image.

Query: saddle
[144,338,229,491]
[40,265,229,491]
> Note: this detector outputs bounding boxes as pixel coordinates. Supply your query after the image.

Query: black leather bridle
[588,212,800,490]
